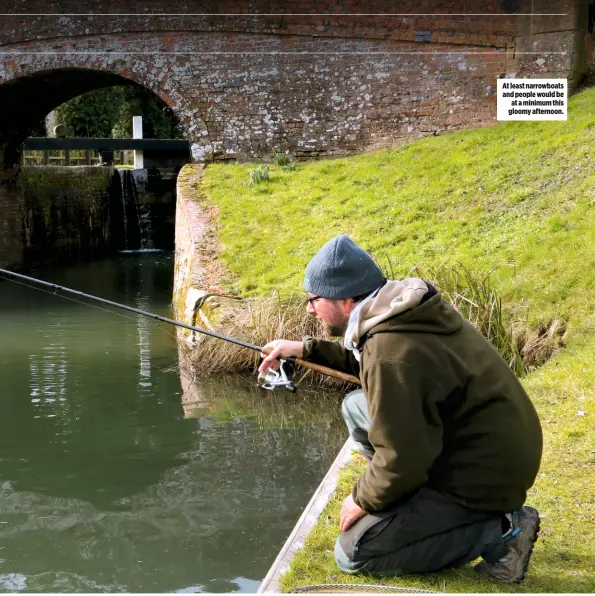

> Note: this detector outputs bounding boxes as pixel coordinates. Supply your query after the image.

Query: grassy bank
[198,88,595,592]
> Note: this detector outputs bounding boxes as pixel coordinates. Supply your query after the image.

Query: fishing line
[0,267,361,388]
[0,268,260,349]
[0,273,179,344]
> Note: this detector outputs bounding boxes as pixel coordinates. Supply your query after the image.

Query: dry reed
[518,317,566,371]
[186,292,350,388]
[186,263,560,382]
[408,263,526,377]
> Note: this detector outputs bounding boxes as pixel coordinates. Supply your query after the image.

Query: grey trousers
[336,390,508,576]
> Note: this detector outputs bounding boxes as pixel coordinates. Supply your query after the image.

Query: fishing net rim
[294,584,437,593]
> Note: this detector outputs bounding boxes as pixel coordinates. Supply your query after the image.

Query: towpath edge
[258,438,356,594]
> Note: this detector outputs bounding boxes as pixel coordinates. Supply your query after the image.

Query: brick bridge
[0,0,591,175]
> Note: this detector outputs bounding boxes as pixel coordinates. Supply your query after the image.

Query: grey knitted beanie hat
[303,234,385,299]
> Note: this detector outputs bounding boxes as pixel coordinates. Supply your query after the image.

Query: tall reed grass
[408,263,526,377]
[186,263,560,383]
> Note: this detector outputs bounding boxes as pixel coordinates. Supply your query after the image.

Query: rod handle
[294,358,361,386]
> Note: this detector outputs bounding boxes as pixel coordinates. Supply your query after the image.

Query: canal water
[0,253,345,593]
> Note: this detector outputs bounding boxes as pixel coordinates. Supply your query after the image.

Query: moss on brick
[17,166,113,264]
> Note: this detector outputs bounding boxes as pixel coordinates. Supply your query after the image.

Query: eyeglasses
[306,295,323,306]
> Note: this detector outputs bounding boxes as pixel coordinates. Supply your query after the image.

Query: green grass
[198,87,595,592]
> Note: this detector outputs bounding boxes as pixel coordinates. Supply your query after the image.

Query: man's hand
[339,494,367,532]
[258,339,304,375]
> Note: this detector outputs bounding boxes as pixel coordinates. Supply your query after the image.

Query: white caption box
[497,79,567,121]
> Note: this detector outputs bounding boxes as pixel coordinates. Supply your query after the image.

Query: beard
[312,300,350,338]
[324,319,348,338]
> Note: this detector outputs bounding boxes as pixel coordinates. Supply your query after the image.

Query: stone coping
[258,438,356,594]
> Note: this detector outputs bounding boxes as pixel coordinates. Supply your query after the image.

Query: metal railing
[22,137,190,167]
[23,149,133,166]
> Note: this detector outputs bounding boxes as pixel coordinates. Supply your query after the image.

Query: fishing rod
[0,267,361,390]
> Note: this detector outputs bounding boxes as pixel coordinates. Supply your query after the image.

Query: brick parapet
[0,1,518,47]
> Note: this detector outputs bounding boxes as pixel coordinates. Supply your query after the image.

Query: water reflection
[137,296,153,392]
[0,254,346,592]
[29,341,68,408]
[181,372,346,466]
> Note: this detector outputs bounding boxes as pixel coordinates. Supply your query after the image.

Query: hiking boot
[475,506,540,584]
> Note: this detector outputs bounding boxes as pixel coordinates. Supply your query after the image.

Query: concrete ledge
[258,438,356,594]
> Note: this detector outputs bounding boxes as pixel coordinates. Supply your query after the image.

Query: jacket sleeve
[352,355,445,512]
[302,336,360,377]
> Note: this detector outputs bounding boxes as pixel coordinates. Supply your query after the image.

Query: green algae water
[0,253,345,593]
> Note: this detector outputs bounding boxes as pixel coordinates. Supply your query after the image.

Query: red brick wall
[0,0,587,162]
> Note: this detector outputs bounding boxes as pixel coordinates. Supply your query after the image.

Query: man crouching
[260,234,543,584]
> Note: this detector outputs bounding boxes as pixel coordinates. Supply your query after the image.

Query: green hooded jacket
[303,288,543,514]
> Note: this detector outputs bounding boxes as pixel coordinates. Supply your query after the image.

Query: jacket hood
[371,293,463,336]
[346,278,462,348]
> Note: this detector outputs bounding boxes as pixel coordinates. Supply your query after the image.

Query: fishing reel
[257,358,297,393]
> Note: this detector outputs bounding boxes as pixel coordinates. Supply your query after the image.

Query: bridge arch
[0,59,210,174]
